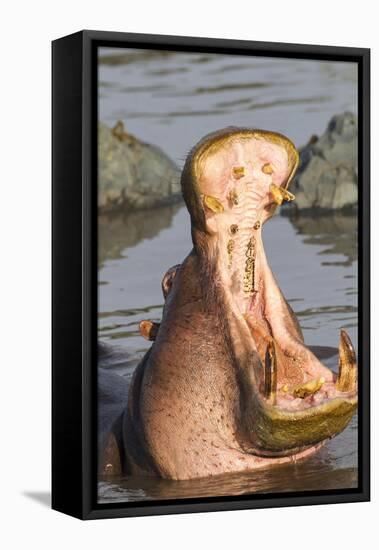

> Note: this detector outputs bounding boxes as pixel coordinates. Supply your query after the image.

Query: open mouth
[138,128,358,464]
[194,129,358,456]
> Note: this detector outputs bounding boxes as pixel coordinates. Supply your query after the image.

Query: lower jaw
[220,246,357,455]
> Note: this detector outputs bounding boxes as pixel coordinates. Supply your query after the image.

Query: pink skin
[199,139,333,399]
[121,134,357,480]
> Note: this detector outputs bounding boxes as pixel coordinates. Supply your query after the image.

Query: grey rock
[99,121,181,212]
[286,112,358,211]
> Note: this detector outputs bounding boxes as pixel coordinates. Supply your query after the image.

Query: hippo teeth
[260,329,357,412]
[264,340,277,403]
[291,377,325,399]
[269,183,296,205]
[203,194,224,213]
[336,329,357,392]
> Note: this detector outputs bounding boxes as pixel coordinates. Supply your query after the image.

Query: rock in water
[99,121,181,212]
[286,112,358,211]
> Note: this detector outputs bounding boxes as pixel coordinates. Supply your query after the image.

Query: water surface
[98,209,358,503]
[97,48,358,503]
[99,47,358,165]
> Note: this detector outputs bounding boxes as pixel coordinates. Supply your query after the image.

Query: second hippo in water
[100,127,357,480]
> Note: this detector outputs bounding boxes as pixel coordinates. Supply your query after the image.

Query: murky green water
[97,48,358,503]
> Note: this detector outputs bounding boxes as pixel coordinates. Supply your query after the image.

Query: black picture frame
[52,30,370,520]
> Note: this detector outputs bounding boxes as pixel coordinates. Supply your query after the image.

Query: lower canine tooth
[264,341,277,403]
[336,329,357,392]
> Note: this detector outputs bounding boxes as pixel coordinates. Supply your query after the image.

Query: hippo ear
[139,320,160,341]
[161,264,181,299]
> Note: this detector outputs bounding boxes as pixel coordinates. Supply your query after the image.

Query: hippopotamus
[99,127,357,481]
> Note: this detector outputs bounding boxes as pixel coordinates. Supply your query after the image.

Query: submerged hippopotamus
[99,127,357,480]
